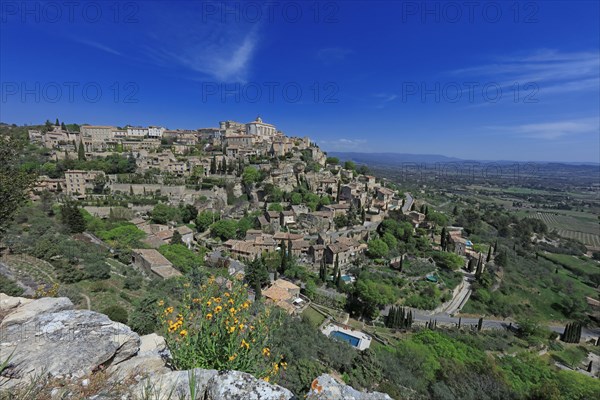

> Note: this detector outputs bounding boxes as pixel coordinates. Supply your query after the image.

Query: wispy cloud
[147,28,259,83]
[317,47,353,65]
[451,49,600,95]
[320,138,368,151]
[73,38,121,56]
[486,117,600,140]
[371,93,398,108]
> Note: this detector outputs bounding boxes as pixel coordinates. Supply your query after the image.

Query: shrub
[103,305,129,324]
[159,277,285,382]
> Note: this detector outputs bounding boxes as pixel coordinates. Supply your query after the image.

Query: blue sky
[1,0,599,162]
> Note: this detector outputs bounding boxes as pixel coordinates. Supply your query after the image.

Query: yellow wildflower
[228,326,236,334]
[262,347,270,357]
[205,313,213,320]
[229,307,236,314]
[263,377,270,383]
[228,353,237,361]
[158,300,165,307]
[179,330,188,337]
[240,339,250,350]
[215,306,223,313]
[224,292,230,297]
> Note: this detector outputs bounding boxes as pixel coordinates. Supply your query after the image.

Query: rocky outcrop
[0,294,392,399]
[0,294,140,388]
[307,374,393,399]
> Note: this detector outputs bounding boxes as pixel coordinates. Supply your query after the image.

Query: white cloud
[319,138,368,151]
[73,38,121,56]
[486,117,600,140]
[451,49,600,95]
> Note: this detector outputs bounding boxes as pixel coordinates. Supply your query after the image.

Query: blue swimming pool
[341,275,352,282]
[330,330,360,347]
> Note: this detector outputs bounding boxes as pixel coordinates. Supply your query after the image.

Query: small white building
[127,126,149,137]
[148,126,165,138]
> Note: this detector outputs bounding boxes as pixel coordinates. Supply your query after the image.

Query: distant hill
[329,152,464,165]
[329,152,599,167]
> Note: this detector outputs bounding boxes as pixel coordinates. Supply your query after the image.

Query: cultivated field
[524,211,600,250]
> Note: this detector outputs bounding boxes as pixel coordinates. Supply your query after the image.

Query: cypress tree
[210,156,217,175]
[287,239,293,264]
[279,240,287,272]
[486,246,492,262]
[475,255,483,278]
[254,280,262,300]
[458,317,462,329]
[440,227,447,251]
[477,317,483,332]
[222,158,227,174]
[78,142,86,161]
[171,230,182,245]
[336,270,342,289]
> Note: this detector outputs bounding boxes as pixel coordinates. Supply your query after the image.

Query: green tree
[0,136,36,236]
[290,192,303,205]
[179,204,198,223]
[60,202,86,233]
[242,166,260,185]
[246,257,270,289]
[78,141,86,161]
[171,230,182,244]
[196,210,219,232]
[326,157,339,165]
[367,238,389,258]
[344,161,356,171]
[150,203,180,224]
[210,219,238,240]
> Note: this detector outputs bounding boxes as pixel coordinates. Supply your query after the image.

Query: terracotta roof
[133,249,172,267]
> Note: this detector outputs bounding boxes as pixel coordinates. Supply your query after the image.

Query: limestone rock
[306,374,393,400]
[0,296,72,327]
[0,293,32,312]
[107,333,170,383]
[205,370,295,400]
[0,295,140,387]
[132,368,218,400]
[0,294,395,400]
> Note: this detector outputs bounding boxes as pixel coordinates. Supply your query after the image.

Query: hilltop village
[24,116,488,326]
[1,117,599,399]
[29,117,483,300]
